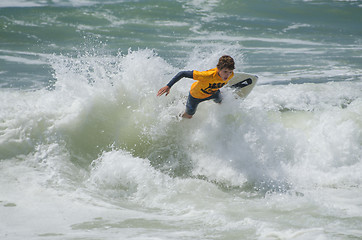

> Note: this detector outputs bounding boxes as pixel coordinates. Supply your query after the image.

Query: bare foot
[182,112,193,119]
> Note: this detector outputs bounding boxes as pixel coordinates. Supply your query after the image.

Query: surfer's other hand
[157,86,170,96]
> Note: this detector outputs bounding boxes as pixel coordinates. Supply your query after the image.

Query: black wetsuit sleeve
[166,70,194,88]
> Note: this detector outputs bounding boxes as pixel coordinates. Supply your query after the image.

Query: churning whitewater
[1,0,361,239]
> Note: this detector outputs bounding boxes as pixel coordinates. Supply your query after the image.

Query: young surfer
[157,55,235,119]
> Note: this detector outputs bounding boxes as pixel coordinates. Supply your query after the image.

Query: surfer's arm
[166,70,193,88]
[157,70,193,96]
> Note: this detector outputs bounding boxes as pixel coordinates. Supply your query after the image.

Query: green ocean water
[1,0,361,88]
[1,0,361,239]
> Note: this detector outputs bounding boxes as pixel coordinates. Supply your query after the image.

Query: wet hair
[217,55,235,70]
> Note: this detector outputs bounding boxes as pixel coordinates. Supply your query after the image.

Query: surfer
[157,55,235,119]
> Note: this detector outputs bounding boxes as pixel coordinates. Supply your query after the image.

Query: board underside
[226,72,258,98]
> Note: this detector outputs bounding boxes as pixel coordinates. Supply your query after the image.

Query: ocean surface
[1,0,361,239]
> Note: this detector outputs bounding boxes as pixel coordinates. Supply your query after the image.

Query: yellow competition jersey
[190,68,234,99]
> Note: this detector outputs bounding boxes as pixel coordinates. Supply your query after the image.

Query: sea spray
[1,0,361,238]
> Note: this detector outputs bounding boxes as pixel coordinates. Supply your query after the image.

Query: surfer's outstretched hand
[157,86,170,96]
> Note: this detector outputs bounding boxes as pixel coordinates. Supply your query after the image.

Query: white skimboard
[226,72,258,98]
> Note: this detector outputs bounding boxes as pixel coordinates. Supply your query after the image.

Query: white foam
[1,49,361,239]
[283,23,311,32]
[187,35,324,46]
[0,0,41,7]
[0,0,125,8]
[0,55,46,65]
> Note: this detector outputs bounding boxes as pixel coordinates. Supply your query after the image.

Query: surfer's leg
[182,112,193,119]
[212,90,222,104]
[184,92,220,118]
[184,94,202,119]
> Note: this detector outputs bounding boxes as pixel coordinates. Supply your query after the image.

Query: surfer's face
[218,68,233,81]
